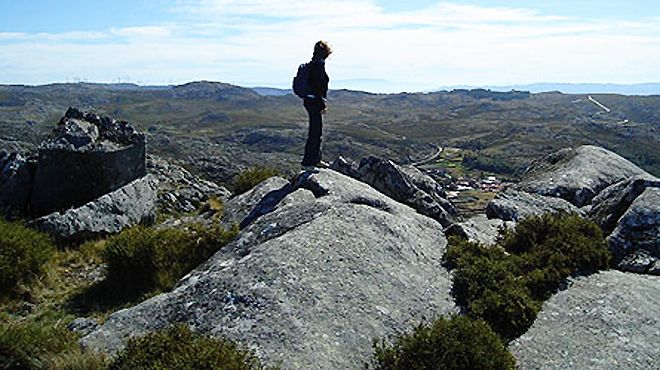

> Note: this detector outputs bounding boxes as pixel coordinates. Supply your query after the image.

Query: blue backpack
[292,63,313,98]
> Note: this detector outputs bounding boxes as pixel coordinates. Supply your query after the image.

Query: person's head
[313,40,332,60]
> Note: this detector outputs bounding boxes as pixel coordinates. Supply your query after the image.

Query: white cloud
[0,30,108,42]
[1,1,660,90]
[111,26,173,39]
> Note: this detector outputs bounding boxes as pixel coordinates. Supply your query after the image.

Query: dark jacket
[307,58,329,109]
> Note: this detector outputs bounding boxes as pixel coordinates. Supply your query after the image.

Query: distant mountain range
[249,81,660,96]
[437,83,660,96]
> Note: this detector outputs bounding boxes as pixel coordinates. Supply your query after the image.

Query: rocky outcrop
[586,175,660,234]
[329,156,359,178]
[33,175,157,244]
[331,155,457,227]
[606,188,660,274]
[0,151,35,217]
[484,145,659,275]
[510,270,660,369]
[147,155,231,215]
[519,145,650,207]
[486,189,581,221]
[30,108,146,216]
[81,169,457,369]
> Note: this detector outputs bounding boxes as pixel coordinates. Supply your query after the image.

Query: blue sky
[1,1,659,92]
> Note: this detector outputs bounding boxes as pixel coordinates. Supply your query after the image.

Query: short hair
[313,40,333,60]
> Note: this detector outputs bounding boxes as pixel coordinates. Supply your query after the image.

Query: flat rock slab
[81,169,457,369]
[510,270,660,370]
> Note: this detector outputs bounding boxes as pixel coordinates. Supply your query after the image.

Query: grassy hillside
[1,82,658,184]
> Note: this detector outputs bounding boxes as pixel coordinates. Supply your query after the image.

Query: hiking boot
[315,161,329,169]
[301,165,319,172]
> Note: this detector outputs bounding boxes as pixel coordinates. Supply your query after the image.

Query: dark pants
[301,98,323,166]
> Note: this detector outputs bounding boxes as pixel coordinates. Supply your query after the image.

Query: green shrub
[0,313,74,369]
[110,325,265,370]
[501,213,610,299]
[0,312,106,370]
[443,213,611,340]
[373,315,515,370]
[0,219,55,296]
[102,224,238,300]
[232,166,281,195]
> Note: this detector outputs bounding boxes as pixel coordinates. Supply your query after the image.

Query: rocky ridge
[81,169,457,369]
[330,155,458,227]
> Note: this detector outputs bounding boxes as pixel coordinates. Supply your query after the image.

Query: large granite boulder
[30,108,146,216]
[486,189,582,222]
[586,175,660,234]
[33,175,157,244]
[520,145,651,207]
[510,270,660,369]
[81,169,457,369]
[0,151,35,217]
[606,187,660,274]
[331,155,457,227]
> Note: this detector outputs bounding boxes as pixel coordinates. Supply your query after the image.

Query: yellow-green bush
[0,317,72,370]
[232,166,281,195]
[373,315,515,370]
[444,213,610,340]
[103,226,238,299]
[0,219,55,296]
[109,325,265,370]
[0,312,107,370]
[102,224,238,301]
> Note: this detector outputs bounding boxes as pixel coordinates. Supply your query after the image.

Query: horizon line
[2,79,660,96]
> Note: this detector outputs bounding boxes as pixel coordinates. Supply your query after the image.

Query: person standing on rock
[297,40,332,170]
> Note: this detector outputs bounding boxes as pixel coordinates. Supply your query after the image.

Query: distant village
[417,147,513,201]
[444,175,509,199]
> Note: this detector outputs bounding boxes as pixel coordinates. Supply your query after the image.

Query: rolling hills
[0,82,658,185]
